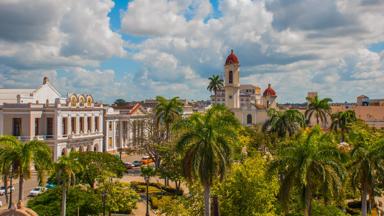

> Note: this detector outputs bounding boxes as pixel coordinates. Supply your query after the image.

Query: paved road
[0,173,39,209]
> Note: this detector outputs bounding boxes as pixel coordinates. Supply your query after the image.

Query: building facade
[0,77,104,160]
[211,50,277,125]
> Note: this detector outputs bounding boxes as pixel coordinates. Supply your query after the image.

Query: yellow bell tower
[224,50,240,109]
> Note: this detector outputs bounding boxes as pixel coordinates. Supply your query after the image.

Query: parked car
[124,162,133,169]
[0,186,15,196]
[45,183,56,190]
[141,156,153,165]
[132,160,142,167]
[29,187,46,197]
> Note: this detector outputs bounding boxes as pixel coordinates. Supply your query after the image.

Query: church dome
[263,84,276,97]
[225,49,239,65]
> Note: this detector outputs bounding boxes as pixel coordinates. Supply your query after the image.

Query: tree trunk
[3,175,8,204]
[204,183,211,216]
[361,181,368,216]
[18,173,23,201]
[61,186,67,216]
[304,186,312,216]
[212,195,219,216]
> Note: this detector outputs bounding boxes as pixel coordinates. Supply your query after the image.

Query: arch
[78,95,86,107]
[86,95,93,107]
[229,71,233,84]
[70,95,77,107]
[94,144,98,152]
[247,114,252,125]
[61,148,67,156]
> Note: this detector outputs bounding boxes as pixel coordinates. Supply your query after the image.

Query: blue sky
[0,0,383,104]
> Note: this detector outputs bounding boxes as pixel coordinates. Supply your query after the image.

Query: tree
[348,123,384,216]
[330,110,357,142]
[0,136,52,201]
[268,127,345,216]
[98,182,140,214]
[176,105,240,216]
[207,75,224,102]
[114,99,126,106]
[54,155,82,216]
[155,96,183,140]
[218,156,279,216]
[71,152,126,189]
[263,109,306,138]
[305,96,332,127]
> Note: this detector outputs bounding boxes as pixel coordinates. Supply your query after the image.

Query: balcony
[16,135,55,141]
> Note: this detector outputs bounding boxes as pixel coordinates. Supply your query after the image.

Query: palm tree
[176,105,240,216]
[305,96,332,127]
[330,110,357,141]
[0,136,52,201]
[155,96,183,140]
[263,109,306,138]
[55,155,82,216]
[348,123,384,216]
[268,127,344,216]
[207,75,224,103]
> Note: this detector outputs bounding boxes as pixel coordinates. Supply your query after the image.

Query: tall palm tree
[330,110,357,142]
[348,123,384,216]
[176,105,240,216]
[305,96,332,127]
[0,136,52,201]
[55,155,82,216]
[268,127,344,216]
[155,96,183,140]
[262,109,306,138]
[207,75,224,103]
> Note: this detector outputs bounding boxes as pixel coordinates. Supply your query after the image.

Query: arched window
[229,71,233,84]
[247,114,252,125]
[86,96,93,107]
[70,96,77,107]
[79,96,85,107]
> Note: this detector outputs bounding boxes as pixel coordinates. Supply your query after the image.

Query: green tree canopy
[263,109,306,138]
[71,152,126,188]
[218,156,279,216]
[176,105,240,216]
[155,96,183,140]
[268,127,345,216]
[330,110,357,141]
[305,95,332,126]
[114,99,127,105]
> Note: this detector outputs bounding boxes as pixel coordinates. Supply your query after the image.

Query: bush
[312,201,349,216]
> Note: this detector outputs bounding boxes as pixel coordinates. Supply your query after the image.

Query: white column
[119,120,123,148]
[112,120,116,150]
[105,120,109,151]
[91,116,95,133]
[57,114,62,138]
[67,116,71,136]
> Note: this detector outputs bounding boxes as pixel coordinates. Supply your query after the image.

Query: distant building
[0,77,104,160]
[211,50,277,125]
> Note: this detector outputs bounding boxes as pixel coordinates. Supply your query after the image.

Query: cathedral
[211,50,277,125]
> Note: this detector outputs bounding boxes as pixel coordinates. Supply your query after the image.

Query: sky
[0,0,383,104]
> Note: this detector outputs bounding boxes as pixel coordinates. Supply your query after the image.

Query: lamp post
[101,191,107,216]
[144,175,150,216]
[8,166,13,209]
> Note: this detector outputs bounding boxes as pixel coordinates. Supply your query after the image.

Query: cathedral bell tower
[224,49,240,109]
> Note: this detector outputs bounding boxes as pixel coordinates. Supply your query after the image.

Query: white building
[211,50,277,125]
[0,77,104,160]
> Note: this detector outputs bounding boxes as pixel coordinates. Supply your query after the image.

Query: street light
[8,166,13,209]
[144,175,150,216]
[101,191,107,216]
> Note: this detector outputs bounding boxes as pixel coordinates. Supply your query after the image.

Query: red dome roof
[263,84,276,97]
[225,49,239,65]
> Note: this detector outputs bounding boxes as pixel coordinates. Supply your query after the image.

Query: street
[0,172,39,209]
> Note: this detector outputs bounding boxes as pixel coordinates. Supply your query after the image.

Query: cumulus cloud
[0,0,125,69]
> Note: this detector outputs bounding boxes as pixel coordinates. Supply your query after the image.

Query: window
[108,137,113,148]
[247,114,252,125]
[35,118,39,136]
[12,118,22,136]
[109,122,112,130]
[46,118,53,137]
[229,95,232,99]
[71,117,76,134]
[80,117,84,132]
[95,117,99,131]
[87,117,92,132]
[62,118,67,135]
[229,71,233,84]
